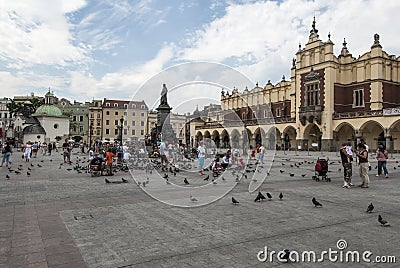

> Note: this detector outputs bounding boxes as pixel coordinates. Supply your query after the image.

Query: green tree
[6,99,23,117]
[30,97,44,112]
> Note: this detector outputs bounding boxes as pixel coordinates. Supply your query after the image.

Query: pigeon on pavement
[312,197,322,207]
[232,197,239,204]
[366,203,374,213]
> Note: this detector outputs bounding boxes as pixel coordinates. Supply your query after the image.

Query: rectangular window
[106,120,110,125]
[97,129,100,135]
[106,111,110,115]
[242,112,246,120]
[114,129,119,135]
[79,126,83,132]
[124,129,127,135]
[97,121,100,126]
[97,113,100,119]
[106,129,110,135]
[73,116,77,121]
[140,121,144,126]
[141,112,144,117]
[132,121,135,126]
[123,112,127,116]
[79,116,83,122]
[90,113,94,118]
[115,111,118,116]
[124,120,127,126]
[141,129,144,135]
[131,129,135,136]
[114,120,118,125]
[306,83,319,106]
[132,112,136,116]
[353,88,364,108]
[276,108,281,117]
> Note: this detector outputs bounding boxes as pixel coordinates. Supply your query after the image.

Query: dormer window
[106,103,110,107]
[114,103,118,108]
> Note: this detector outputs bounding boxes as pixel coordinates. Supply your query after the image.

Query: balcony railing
[299,105,324,113]
[333,110,383,119]
[195,116,295,129]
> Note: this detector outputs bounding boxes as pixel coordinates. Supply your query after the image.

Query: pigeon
[312,197,322,207]
[37,164,42,167]
[166,179,171,184]
[15,171,21,175]
[378,215,390,226]
[28,167,32,171]
[280,170,284,173]
[27,172,31,176]
[105,178,111,184]
[338,168,342,172]
[212,179,217,185]
[366,203,374,213]
[254,191,266,202]
[279,192,283,200]
[221,176,225,181]
[204,175,209,181]
[232,197,239,204]
[266,192,272,200]
[40,160,44,162]
[67,168,72,171]
[184,178,189,185]
[301,174,306,177]
[289,173,294,177]
[163,173,168,179]
[173,171,176,176]
[190,196,198,202]
[30,163,34,167]
[142,181,146,187]
[6,175,10,179]
[122,178,128,183]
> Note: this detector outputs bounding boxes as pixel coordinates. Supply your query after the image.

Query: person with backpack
[376,144,389,178]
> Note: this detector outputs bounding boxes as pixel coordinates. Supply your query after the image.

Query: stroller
[313,157,330,182]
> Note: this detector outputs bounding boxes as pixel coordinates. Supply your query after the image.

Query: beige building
[147,111,187,143]
[102,99,148,142]
[88,100,103,144]
[194,18,400,152]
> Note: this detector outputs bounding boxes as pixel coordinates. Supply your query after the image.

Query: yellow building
[102,99,148,142]
[88,100,103,144]
[195,18,400,152]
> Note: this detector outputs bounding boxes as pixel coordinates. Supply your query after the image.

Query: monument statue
[160,83,168,105]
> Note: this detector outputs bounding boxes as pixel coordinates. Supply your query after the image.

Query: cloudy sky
[0,0,399,113]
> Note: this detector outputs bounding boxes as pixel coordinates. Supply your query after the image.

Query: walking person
[197,141,206,175]
[258,144,265,166]
[48,142,53,155]
[356,143,370,188]
[24,142,32,162]
[376,144,389,178]
[1,142,12,167]
[32,142,38,158]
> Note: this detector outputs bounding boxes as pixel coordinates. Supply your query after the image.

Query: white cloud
[180,0,400,85]
[0,0,89,69]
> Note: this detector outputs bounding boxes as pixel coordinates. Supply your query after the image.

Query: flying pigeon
[312,197,322,207]
[366,203,374,213]
[232,197,239,204]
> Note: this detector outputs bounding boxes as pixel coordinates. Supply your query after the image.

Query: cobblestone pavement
[1,149,399,267]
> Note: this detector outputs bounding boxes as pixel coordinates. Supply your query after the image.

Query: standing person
[197,141,206,175]
[42,142,47,155]
[62,139,71,164]
[32,142,38,158]
[159,140,168,171]
[105,148,115,175]
[1,142,12,167]
[340,142,353,188]
[376,144,389,178]
[48,142,53,155]
[258,144,265,166]
[53,142,57,153]
[24,142,32,162]
[356,143,370,188]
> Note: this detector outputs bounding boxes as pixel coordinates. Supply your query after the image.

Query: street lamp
[119,116,124,146]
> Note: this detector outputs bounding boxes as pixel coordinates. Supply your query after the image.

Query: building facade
[194,19,400,152]
[147,111,187,144]
[88,100,103,144]
[57,99,90,142]
[0,98,12,142]
[102,99,148,142]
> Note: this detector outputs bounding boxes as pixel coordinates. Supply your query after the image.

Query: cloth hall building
[193,19,400,152]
